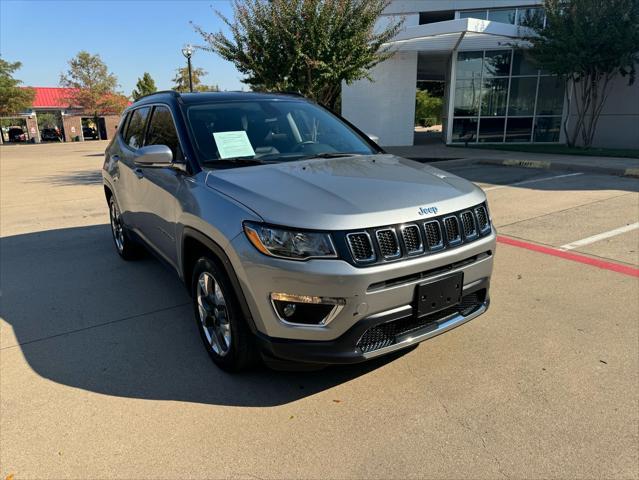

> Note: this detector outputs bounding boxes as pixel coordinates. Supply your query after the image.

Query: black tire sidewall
[108,196,140,260]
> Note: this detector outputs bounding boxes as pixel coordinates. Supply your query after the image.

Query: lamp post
[181,44,194,92]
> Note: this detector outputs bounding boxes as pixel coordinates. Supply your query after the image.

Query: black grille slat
[423,220,443,250]
[345,203,491,265]
[475,206,490,233]
[444,216,461,244]
[347,233,374,262]
[357,291,485,353]
[401,225,423,255]
[376,229,400,258]
[460,211,477,239]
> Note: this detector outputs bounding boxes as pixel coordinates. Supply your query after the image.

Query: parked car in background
[103,91,495,372]
[41,128,62,142]
[83,126,98,140]
[8,127,27,142]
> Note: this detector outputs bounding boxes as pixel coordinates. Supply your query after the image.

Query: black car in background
[83,126,98,140]
[7,127,27,142]
[41,128,62,142]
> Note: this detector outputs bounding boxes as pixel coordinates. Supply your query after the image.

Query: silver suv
[103,91,495,371]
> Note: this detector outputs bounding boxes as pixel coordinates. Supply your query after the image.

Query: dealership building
[341,0,639,148]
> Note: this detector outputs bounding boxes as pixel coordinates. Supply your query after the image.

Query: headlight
[243,222,338,260]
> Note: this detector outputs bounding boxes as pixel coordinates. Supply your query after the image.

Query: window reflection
[506,117,533,142]
[508,77,538,116]
[483,51,511,77]
[452,118,478,143]
[536,77,565,115]
[454,79,481,116]
[481,78,508,116]
[487,9,516,24]
[456,51,483,79]
[479,118,505,142]
[534,117,562,142]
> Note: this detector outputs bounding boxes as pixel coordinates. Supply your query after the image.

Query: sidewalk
[385,143,639,178]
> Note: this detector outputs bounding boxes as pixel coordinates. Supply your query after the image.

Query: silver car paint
[104,116,494,344]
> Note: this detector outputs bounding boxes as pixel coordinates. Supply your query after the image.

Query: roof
[25,87,78,108]
[385,18,532,53]
[132,90,308,107]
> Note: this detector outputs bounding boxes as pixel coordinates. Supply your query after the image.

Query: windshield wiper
[299,152,362,160]
[204,157,265,167]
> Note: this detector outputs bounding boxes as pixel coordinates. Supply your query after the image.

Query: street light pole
[181,44,194,93]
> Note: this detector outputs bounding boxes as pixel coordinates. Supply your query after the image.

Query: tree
[172,66,211,92]
[0,57,35,116]
[132,72,157,100]
[194,0,403,111]
[59,51,127,138]
[414,90,443,127]
[523,0,639,147]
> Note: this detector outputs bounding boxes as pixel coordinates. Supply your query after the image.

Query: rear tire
[108,195,142,260]
[191,255,256,372]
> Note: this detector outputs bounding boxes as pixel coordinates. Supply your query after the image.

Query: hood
[204,154,485,230]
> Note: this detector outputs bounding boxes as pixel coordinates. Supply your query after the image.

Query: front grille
[401,225,423,255]
[475,205,490,233]
[423,220,443,250]
[356,290,485,353]
[347,233,375,262]
[460,211,477,239]
[443,216,461,245]
[376,229,400,258]
[343,202,491,266]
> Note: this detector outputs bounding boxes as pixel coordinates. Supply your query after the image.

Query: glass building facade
[451,49,564,143]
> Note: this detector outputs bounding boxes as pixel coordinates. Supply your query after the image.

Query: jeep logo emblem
[418,206,438,216]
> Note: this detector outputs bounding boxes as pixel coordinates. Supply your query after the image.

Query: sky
[0,0,246,95]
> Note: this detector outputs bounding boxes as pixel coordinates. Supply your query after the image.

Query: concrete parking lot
[1,142,638,479]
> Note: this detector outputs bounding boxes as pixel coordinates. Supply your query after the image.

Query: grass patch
[457,144,639,159]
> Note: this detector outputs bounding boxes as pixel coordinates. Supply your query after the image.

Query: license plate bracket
[415,272,463,317]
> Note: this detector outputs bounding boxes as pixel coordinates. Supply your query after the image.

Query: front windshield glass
[186,100,377,165]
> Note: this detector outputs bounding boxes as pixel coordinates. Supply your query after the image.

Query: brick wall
[103,115,120,140]
[25,116,40,143]
[62,115,83,142]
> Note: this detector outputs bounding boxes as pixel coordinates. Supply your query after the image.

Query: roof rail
[134,90,181,102]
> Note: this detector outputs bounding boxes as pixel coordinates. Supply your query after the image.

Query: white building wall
[341,52,418,146]
[561,75,639,149]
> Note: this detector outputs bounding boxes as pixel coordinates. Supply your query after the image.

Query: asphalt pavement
[1,142,637,479]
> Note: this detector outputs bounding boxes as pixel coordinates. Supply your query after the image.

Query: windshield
[186,99,377,165]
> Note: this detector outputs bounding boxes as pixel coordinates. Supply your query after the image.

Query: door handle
[111,154,120,162]
[134,168,144,179]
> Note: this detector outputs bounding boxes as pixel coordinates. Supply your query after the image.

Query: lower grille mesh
[357,291,484,354]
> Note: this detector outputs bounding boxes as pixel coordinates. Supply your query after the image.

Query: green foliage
[172,66,213,92]
[414,90,443,127]
[132,72,157,100]
[194,0,403,110]
[0,57,35,116]
[523,0,639,146]
[36,112,60,129]
[59,51,127,117]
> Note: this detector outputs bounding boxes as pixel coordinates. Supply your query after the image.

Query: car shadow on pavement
[1,225,403,407]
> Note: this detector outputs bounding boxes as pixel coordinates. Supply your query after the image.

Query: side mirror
[367,133,380,144]
[135,145,173,166]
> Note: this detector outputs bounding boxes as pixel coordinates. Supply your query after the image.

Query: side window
[119,112,131,139]
[145,106,182,160]
[124,107,150,149]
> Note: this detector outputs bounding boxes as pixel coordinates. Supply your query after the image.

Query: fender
[181,227,258,334]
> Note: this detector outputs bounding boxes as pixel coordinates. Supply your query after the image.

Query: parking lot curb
[476,157,639,178]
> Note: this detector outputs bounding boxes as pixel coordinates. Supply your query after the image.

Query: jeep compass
[102,91,495,371]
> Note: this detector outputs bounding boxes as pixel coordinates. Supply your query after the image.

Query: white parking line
[560,222,639,250]
[483,172,584,191]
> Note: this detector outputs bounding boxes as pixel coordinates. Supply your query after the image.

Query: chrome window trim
[423,220,444,251]
[443,216,462,246]
[400,224,424,255]
[375,228,402,259]
[346,231,376,263]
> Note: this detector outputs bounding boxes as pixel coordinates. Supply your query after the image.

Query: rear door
[117,106,151,231]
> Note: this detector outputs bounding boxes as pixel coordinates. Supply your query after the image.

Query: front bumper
[255,278,490,364]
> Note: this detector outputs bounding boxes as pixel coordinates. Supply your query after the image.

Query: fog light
[282,303,297,318]
[270,293,345,326]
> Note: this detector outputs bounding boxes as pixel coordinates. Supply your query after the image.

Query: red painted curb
[496,236,639,278]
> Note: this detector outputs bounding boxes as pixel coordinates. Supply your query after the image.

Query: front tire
[191,256,256,372]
